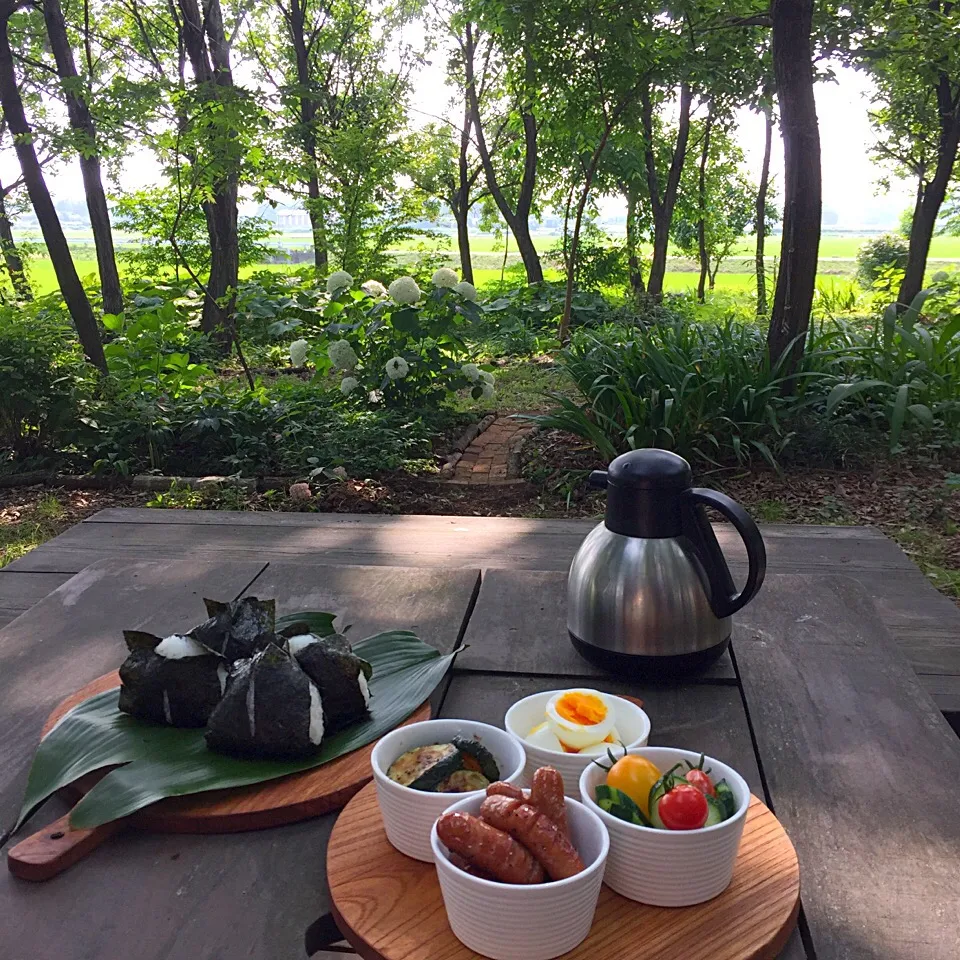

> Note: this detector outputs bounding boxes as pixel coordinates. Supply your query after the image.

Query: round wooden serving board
[328,782,801,960]
[7,672,429,882]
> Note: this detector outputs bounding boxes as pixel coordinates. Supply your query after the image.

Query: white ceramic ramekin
[371,719,526,862]
[504,689,650,796]
[430,792,609,960]
[580,745,749,906]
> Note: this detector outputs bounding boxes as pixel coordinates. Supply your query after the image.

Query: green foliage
[855,234,910,288]
[540,318,801,468]
[810,290,960,452]
[113,188,276,278]
[548,226,629,294]
[0,297,96,458]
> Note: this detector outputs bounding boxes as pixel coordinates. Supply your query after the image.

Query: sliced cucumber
[595,784,654,827]
[704,794,726,826]
[715,779,736,819]
[648,794,665,829]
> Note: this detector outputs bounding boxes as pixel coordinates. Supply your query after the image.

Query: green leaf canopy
[15,629,456,832]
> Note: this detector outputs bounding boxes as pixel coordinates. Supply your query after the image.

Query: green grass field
[12,229,960,298]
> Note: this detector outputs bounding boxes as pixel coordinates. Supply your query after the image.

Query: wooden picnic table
[1,510,959,960]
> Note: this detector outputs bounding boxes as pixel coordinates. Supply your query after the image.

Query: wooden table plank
[241,563,480,654]
[733,574,960,960]
[0,571,74,628]
[0,559,481,960]
[7,513,913,576]
[458,568,737,681]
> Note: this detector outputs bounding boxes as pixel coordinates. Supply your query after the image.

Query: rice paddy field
[9,231,960,298]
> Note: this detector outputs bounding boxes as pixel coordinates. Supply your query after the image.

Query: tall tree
[408,122,486,284]
[41,0,123,314]
[861,1,960,308]
[766,0,821,372]
[461,12,543,284]
[176,0,242,341]
[0,0,105,369]
[755,101,774,315]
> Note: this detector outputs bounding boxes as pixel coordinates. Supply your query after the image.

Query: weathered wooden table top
[0,510,958,960]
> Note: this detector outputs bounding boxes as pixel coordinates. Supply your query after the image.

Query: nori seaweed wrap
[118,631,227,727]
[190,597,277,663]
[205,645,324,758]
[283,632,373,732]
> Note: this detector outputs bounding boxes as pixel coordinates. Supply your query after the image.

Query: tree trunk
[454,206,473,284]
[897,75,960,309]
[755,104,773,315]
[0,12,105,370]
[625,187,645,299]
[42,0,123,315]
[696,110,713,303]
[0,187,30,300]
[643,83,692,297]
[463,21,543,285]
[283,0,327,274]
[306,181,328,273]
[178,0,239,344]
[767,0,821,375]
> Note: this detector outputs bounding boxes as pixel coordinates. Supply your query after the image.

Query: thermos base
[569,632,730,680]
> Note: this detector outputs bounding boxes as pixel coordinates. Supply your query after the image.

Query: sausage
[479,795,584,881]
[436,811,545,884]
[530,767,569,839]
[485,781,525,801]
[448,850,495,881]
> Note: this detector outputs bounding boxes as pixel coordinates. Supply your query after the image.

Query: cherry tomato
[658,784,709,830]
[684,768,717,797]
[605,755,662,815]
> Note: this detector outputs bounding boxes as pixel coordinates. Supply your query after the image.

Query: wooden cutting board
[327,782,800,960]
[7,672,429,882]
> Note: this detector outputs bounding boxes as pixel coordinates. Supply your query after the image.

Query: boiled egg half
[545,689,615,751]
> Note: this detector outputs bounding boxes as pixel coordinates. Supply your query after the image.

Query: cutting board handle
[7,813,124,882]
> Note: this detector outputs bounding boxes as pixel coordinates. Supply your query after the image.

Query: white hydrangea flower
[388,276,421,304]
[478,370,495,387]
[361,279,388,298]
[454,280,478,301]
[432,267,459,288]
[385,356,410,380]
[480,381,495,401]
[289,338,309,368]
[326,270,353,295]
[328,339,358,371]
[461,362,481,382]
[340,376,359,395]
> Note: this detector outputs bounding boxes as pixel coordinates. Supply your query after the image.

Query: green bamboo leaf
[14,628,456,833]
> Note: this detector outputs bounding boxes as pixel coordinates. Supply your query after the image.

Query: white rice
[285,634,316,655]
[307,681,325,745]
[217,663,228,695]
[155,634,208,659]
[245,675,256,737]
[358,670,371,708]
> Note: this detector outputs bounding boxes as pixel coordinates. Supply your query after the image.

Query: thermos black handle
[685,488,766,619]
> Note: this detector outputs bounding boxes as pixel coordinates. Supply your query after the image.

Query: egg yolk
[555,692,606,726]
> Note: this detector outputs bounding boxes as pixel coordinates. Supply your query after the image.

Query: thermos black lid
[590,450,693,537]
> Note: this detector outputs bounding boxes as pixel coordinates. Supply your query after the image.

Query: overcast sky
[2,51,915,232]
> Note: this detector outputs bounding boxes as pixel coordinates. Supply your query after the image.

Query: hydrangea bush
[301,269,494,407]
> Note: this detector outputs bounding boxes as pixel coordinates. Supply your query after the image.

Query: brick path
[451,415,537,484]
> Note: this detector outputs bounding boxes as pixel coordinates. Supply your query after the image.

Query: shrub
[86,379,460,477]
[539,318,805,468]
[856,234,909,289]
[0,298,96,459]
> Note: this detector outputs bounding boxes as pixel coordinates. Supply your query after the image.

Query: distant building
[277,209,311,230]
